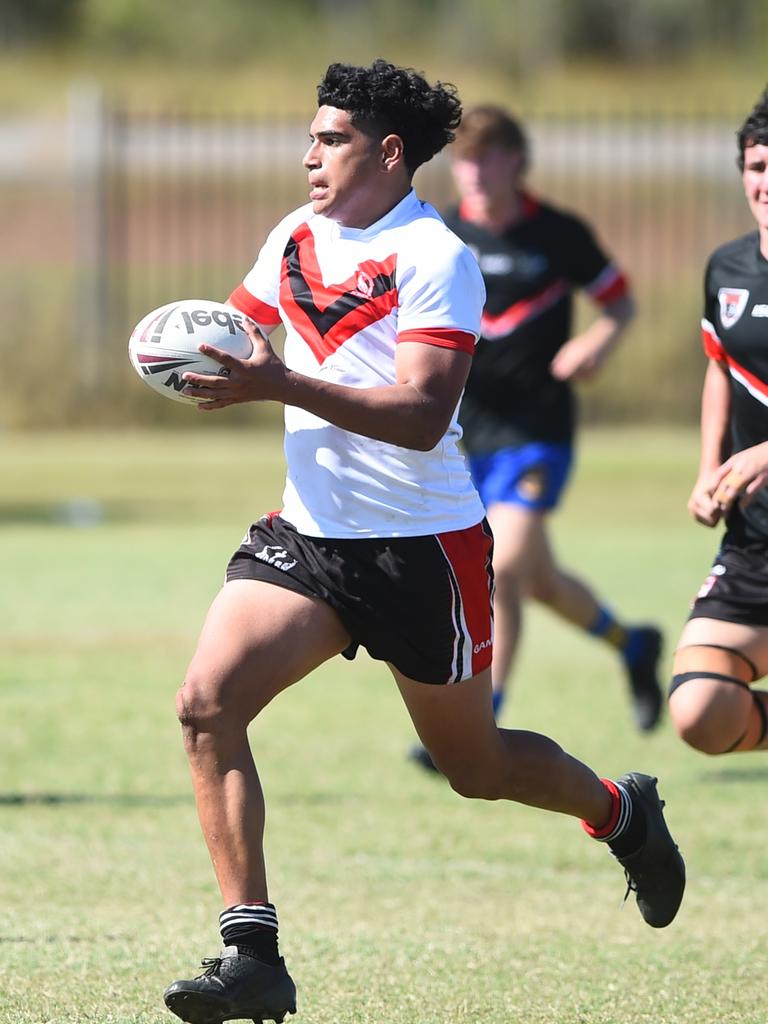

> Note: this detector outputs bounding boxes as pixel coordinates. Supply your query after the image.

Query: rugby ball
[128,299,254,405]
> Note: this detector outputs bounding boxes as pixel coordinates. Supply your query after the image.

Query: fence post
[69,80,108,392]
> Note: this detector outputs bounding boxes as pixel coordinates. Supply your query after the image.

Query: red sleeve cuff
[397,328,476,353]
[590,269,630,305]
[228,284,282,326]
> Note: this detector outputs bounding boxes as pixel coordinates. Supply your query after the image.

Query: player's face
[303,106,392,228]
[742,143,768,234]
[451,146,524,209]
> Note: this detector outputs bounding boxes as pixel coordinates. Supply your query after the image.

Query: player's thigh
[486,502,549,581]
[181,578,352,725]
[675,616,768,677]
[392,665,505,779]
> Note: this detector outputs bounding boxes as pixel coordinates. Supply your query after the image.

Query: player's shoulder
[401,198,480,267]
[707,230,760,272]
[266,202,316,242]
[532,195,593,235]
[405,196,464,240]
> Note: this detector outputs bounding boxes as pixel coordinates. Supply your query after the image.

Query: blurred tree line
[1,0,765,74]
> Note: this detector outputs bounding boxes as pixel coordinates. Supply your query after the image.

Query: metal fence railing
[0,91,753,427]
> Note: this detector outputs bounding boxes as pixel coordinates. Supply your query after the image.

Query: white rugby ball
[128,299,254,405]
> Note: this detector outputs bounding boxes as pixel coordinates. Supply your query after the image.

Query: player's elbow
[405,417,449,451]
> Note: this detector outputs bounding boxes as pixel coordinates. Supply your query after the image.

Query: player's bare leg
[398,666,608,815]
[165,579,351,1024]
[670,618,768,754]
[484,503,533,697]
[396,666,684,927]
[489,502,663,731]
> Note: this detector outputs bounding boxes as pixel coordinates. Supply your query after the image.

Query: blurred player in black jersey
[410,105,661,774]
[669,88,768,757]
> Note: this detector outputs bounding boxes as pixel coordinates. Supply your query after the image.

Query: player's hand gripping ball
[128,299,254,405]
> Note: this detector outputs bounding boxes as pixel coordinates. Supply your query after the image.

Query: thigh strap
[669,671,750,697]
[673,644,757,682]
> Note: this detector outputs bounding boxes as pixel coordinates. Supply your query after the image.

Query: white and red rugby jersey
[229,190,487,538]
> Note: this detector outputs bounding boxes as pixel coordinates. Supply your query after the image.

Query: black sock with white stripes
[219,902,280,965]
[581,778,647,858]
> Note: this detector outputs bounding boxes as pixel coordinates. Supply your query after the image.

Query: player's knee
[447,770,503,801]
[441,757,505,801]
[525,566,558,605]
[176,662,234,738]
[669,698,734,755]
[669,644,756,754]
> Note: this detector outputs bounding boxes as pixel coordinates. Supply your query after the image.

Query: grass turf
[0,425,765,1023]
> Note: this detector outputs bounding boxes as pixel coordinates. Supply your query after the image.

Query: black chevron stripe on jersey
[283,233,397,337]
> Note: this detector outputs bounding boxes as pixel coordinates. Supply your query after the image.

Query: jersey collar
[330,189,420,241]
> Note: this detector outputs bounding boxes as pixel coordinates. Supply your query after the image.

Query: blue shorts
[468,442,574,512]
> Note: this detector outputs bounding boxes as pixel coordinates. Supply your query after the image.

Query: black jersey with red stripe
[442,194,626,453]
[702,231,768,541]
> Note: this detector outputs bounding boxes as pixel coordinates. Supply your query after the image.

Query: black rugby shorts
[226,512,495,684]
[688,538,768,627]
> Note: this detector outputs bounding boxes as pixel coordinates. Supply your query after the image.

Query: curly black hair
[317,59,462,175]
[737,86,768,170]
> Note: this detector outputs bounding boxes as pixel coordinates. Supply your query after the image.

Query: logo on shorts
[473,638,492,654]
[693,563,725,603]
[718,287,750,328]
[253,545,297,572]
[517,468,546,501]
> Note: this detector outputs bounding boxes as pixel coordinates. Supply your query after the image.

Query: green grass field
[1,425,766,1024]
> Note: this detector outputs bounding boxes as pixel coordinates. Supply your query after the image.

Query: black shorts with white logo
[226,513,495,684]
[688,537,768,627]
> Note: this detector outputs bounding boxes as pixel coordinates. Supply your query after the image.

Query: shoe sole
[164,989,296,1024]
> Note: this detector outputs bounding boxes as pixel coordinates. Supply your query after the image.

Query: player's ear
[380,134,405,171]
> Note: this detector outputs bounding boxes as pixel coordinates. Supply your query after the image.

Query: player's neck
[462,190,523,233]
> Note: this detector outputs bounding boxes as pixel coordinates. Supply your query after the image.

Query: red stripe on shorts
[436,521,494,680]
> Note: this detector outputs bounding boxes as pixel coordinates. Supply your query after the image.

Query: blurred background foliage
[0,0,765,112]
[0,0,766,427]
[2,0,764,65]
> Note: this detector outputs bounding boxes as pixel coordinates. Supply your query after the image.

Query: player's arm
[550,291,635,381]
[185,322,472,452]
[225,284,280,337]
[687,358,732,526]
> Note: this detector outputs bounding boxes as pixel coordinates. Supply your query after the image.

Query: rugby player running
[161,61,685,1024]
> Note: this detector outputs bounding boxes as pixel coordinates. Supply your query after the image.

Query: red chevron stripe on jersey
[279,222,398,364]
[724,352,768,407]
[228,285,282,326]
[480,279,568,339]
[702,316,768,404]
[701,318,726,361]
